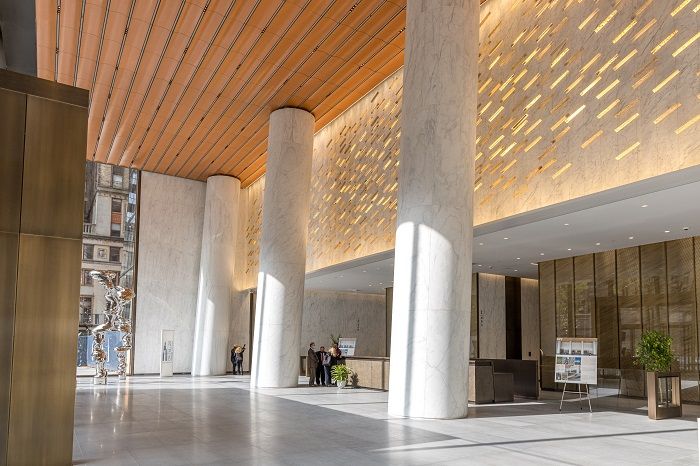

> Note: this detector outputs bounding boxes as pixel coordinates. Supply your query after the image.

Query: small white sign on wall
[160,329,175,377]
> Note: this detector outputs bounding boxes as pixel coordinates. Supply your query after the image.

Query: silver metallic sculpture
[90,270,135,384]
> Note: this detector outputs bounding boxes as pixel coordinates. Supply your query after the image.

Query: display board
[160,329,174,377]
[338,338,357,357]
[555,337,597,385]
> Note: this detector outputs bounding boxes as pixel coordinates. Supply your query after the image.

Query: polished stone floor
[73,376,699,465]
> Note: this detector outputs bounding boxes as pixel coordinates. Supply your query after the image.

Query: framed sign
[160,329,175,377]
[338,338,357,357]
[555,337,597,385]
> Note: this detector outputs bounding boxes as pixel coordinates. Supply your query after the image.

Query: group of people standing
[230,344,245,375]
[306,342,343,386]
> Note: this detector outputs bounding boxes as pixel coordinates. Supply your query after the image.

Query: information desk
[345,356,390,390]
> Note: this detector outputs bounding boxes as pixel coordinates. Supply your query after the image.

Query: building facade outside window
[78,161,139,375]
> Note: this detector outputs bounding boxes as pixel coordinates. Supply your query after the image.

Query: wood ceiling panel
[39,0,430,184]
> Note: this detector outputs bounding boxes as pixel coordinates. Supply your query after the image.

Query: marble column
[191,175,240,376]
[388,0,479,419]
[251,108,314,388]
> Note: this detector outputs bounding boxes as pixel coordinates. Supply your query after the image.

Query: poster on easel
[338,338,357,357]
[160,329,175,377]
[555,337,597,385]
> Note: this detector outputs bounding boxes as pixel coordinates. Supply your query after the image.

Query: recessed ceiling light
[479,242,484,246]
[477,264,482,267]
[641,204,648,208]
[596,242,601,246]
[503,237,509,240]
[339,275,344,278]
[379,282,383,285]
[540,252,545,256]
[567,248,572,251]
[664,230,670,233]
[629,236,634,240]
[514,269,518,272]
[530,262,537,266]
[564,223,570,226]
[362,270,367,273]
[516,257,520,260]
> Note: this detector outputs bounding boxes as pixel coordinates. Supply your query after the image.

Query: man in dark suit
[306,342,319,386]
[315,346,328,386]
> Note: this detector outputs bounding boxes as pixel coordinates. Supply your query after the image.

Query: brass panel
[555,258,574,337]
[7,235,81,466]
[666,238,698,402]
[0,69,88,108]
[0,233,18,466]
[0,88,25,234]
[574,254,595,337]
[20,96,87,239]
[595,251,619,370]
[617,247,644,397]
[640,243,668,333]
[539,261,556,390]
[471,273,478,358]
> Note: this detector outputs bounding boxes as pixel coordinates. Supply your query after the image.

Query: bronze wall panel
[616,247,644,397]
[574,254,595,338]
[7,235,81,466]
[0,89,25,234]
[640,243,668,333]
[539,261,556,390]
[470,273,478,358]
[20,96,87,239]
[555,258,574,337]
[0,233,18,466]
[666,238,698,401]
[595,251,619,370]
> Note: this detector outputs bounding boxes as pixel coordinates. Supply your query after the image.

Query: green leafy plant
[330,333,341,345]
[635,330,675,372]
[331,364,352,382]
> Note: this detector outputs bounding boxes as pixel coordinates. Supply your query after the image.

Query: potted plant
[331,364,352,389]
[635,330,682,419]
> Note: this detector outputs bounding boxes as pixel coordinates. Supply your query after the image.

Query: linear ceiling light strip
[212,3,403,179]
[134,0,215,170]
[89,0,111,109]
[72,0,86,87]
[115,1,187,167]
[102,0,162,164]
[142,0,241,171]
[91,0,137,161]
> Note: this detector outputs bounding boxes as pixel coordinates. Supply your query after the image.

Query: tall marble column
[191,175,240,376]
[388,0,479,419]
[251,108,314,388]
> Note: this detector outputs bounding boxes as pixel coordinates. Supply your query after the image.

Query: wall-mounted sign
[160,329,175,377]
[555,337,597,385]
[338,338,357,357]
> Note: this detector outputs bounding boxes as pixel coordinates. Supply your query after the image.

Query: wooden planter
[646,371,682,420]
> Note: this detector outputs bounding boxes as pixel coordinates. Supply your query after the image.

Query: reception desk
[345,356,390,390]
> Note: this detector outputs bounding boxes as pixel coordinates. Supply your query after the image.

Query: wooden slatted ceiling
[36,0,484,187]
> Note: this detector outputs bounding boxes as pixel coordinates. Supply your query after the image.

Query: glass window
[112,167,124,188]
[111,223,121,237]
[79,296,93,325]
[81,269,93,286]
[111,198,122,213]
[109,247,121,262]
[82,244,93,260]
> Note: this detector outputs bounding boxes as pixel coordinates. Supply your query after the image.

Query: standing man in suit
[306,342,319,386]
[315,346,328,386]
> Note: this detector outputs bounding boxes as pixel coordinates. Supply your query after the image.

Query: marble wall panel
[555,259,574,337]
[478,273,506,359]
[134,172,206,374]
[595,251,619,370]
[301,290,386,358]
[521,278,540,361]
[617,247,644,396]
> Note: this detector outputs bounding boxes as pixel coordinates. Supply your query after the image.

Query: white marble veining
[302,290,386,357]
[252,108,315,388]
[520,278,540,361]
[389,0,479,419]
[477,273,506,359]
[134,172,206,374]
[192,176,240,376]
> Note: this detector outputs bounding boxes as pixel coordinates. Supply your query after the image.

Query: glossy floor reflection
[74,376,699,465]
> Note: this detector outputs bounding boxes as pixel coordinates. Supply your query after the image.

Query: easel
[559,375,592,413]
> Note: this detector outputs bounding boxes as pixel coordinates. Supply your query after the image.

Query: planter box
[646,371,682,420]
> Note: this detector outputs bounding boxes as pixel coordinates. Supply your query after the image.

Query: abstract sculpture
[89,270,135,384]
